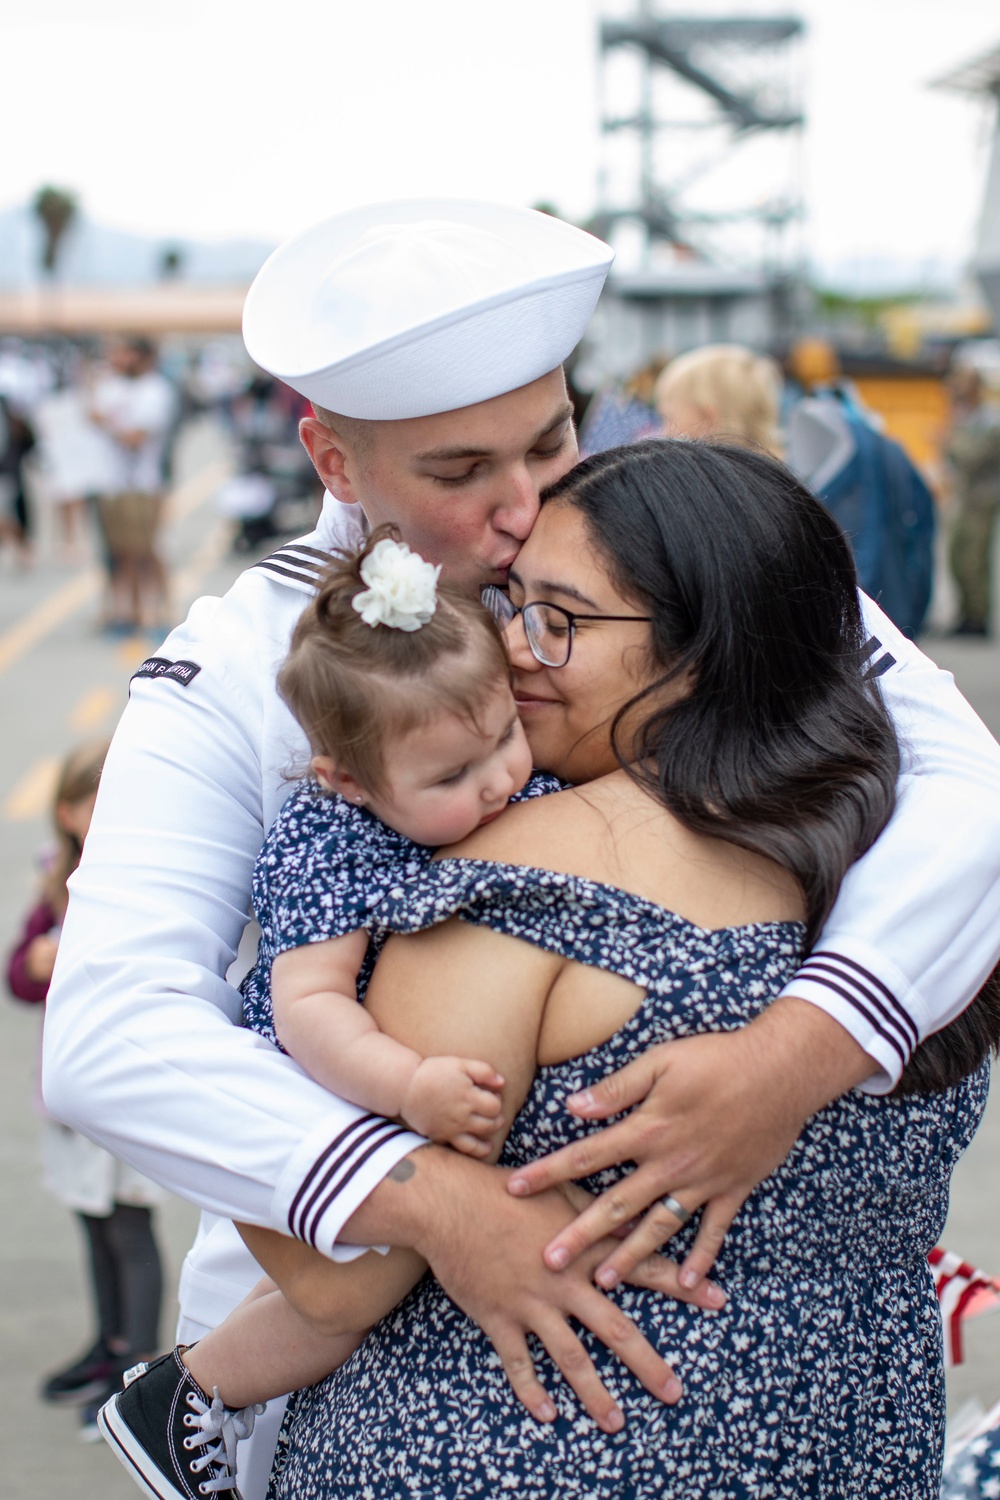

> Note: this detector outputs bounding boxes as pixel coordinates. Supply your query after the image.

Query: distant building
[582,262,777,385]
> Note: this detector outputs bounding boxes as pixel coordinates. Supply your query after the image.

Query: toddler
[7,739,165,1441]
[99,529,557,1496]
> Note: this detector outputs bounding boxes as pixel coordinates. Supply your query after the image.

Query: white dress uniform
[44,482,1000,1293]
[44,495,1000,1500]
[40,201,1000,1497]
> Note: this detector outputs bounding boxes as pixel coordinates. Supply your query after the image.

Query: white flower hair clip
[352,537,441,632]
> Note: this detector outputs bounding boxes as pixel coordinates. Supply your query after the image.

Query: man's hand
[506,997,876,1292]
[341,1145,723,1433]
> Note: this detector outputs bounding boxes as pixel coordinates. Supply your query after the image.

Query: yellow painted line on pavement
[0,457,231,681]
[163,458,231,525]
[4,755,60,821]
[115,635,156,669]
[69,685,119,733]
[172,517,233,611]
[0,568,101,678]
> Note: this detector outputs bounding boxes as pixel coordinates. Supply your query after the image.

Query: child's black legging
[78,1203,163,1357]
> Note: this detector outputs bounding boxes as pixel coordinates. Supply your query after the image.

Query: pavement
[1,430,998,1495]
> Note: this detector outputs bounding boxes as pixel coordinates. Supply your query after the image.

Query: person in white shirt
[43,202,1000,1500]
[33,363,117,564]
[90,337,176,633]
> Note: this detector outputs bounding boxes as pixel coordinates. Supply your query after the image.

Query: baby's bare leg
[183,1278,363,1409]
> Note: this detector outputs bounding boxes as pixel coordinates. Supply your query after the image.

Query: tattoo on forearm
[389,1158,416,1184]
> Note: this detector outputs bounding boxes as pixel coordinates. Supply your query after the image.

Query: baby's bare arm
[272,938,504,1147]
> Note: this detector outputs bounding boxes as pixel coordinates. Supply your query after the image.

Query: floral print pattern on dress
[268,858,987,1499]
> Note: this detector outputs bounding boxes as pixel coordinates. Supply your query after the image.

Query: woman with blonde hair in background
[653,344,783,457]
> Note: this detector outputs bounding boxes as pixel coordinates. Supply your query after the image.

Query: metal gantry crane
[593,3,804,274]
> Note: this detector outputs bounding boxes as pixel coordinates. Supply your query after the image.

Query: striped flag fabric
[930,1246,1000,1367]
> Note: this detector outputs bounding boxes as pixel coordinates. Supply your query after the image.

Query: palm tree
[32,186,78,278]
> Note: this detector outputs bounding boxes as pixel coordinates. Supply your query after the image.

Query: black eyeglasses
[482,585,652,668]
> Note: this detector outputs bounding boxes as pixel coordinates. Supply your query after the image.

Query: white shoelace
[182,1386,266,1495]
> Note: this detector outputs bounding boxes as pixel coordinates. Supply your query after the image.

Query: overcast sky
[1,0,997,287]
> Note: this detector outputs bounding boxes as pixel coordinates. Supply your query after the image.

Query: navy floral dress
[241,773,562,1044]
[267,860,988,1500]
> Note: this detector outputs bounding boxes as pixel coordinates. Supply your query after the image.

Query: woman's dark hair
[544,438,898,949]
[543,437,999,1095]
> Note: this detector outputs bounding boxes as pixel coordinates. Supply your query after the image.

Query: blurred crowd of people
[1,330,998,646]
[0,334,321,635]
[578,339,1000,641]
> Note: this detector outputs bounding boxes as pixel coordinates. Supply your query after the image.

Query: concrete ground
[1,436,998,1494]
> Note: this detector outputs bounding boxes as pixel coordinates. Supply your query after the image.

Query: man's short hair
[311,404,376,461]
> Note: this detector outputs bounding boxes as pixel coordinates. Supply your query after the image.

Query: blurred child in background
[6,739,165,1440]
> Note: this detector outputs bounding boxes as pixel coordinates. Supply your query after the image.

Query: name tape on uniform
[132,656,202,688]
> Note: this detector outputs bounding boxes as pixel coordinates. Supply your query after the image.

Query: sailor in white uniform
[43,202,1000,1498]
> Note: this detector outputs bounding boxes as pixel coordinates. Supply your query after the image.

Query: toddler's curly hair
[278,526,512,796]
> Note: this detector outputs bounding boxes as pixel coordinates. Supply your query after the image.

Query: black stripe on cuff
[302,1125,410,1249]
[289,1117,406,1246]
[792,969,909,1068]
[798,960,913,1056]
[289,1116,386,1241]
[807,951,919,1049]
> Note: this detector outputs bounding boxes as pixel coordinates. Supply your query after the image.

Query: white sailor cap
[242,200,613,421]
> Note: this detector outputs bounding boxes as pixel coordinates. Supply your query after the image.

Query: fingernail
[508,1176,528,1196]
[606,1405,624,1432]
[707,1285,726,1307]
[567,1089,595,1111]
[538,1400,556,1422]
[547,1246,569,1270]
[664,1377,683,1403]
[596,1266,619,1289]
[679,1268,698,1289]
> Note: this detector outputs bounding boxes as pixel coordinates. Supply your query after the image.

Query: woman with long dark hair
[248,439,990,1498]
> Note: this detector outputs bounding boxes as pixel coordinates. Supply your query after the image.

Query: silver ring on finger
[659,1193,693,1226]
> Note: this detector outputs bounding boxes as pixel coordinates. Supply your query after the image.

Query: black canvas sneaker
[97,1348,264,1500]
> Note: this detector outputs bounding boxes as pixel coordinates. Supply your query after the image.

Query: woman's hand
[506,997,876,1290]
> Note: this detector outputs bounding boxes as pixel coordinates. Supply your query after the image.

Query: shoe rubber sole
[97,1396,190,1500]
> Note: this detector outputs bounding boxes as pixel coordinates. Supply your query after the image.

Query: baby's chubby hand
[400,1056,505,1156]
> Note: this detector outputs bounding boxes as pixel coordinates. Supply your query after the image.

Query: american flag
[930,1246,1000,1367]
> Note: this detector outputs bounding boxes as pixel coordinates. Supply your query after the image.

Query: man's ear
[299,416,361,507]
[311,755,367,804]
